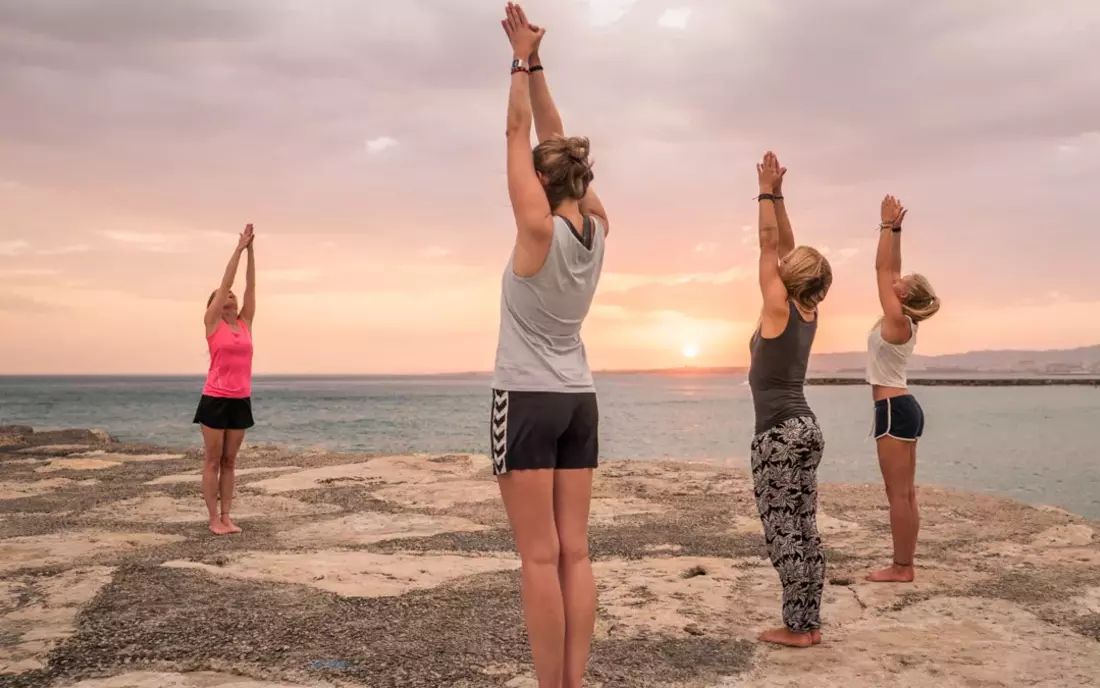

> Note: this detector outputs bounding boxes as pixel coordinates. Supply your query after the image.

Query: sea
[1,374,1097,519]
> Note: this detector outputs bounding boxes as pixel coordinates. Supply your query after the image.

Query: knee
[220,451,237,470]
[558,536,590,566]
[885,484,915,503]
[520,536,560,568]
[203,448,222,468]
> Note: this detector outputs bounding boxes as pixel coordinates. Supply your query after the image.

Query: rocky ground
[1,425,1098,688]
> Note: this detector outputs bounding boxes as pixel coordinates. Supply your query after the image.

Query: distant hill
[600,344,1100,377]
[809,344,1100,375]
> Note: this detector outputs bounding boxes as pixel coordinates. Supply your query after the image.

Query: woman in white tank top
[496,5,611,686]
[866,196,941,583]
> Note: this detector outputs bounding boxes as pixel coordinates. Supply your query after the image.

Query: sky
[1,0,1098,375]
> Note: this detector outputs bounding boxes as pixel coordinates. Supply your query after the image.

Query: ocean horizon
[2,373,1097,519]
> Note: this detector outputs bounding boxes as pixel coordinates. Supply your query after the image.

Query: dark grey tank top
[748,300,817,434]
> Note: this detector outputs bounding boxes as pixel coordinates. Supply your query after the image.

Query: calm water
[1,374,1097,518]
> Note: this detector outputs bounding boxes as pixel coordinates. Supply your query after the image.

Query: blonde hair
[901,273,940,322]
[532,135,595,209]
[779,246,832,311]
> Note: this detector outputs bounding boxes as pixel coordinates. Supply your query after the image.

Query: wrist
[758,185,774,195]
[510,56,530,74]
[529,52,541,67]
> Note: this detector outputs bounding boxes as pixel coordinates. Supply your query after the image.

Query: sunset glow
[1,1,1097,375]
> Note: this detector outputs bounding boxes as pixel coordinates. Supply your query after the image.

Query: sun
[682,344,699,359]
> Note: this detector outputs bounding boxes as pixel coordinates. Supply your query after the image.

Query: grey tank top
[491,215,606,392]
[748,300,818,434]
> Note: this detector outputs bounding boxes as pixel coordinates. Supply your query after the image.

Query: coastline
[806,376,1100,386]
[2,426,1099,687]
[6,372,1100,387]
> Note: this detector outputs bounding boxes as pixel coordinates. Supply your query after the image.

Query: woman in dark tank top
[749,152,833,648]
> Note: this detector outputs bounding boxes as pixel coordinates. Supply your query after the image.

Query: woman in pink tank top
[192,224,256,536]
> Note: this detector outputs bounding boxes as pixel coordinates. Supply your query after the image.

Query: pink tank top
[202,319,253,398]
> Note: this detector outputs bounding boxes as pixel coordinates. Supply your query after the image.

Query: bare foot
[221,516,242,534]
[759,627,814,648]
[867,563,915,583]
[208,518,232,535]
[811,629,821,645]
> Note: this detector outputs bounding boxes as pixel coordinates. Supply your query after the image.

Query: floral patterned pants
[750,415,825,633]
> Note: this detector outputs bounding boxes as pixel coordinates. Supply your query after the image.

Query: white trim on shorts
[871,396,918,443]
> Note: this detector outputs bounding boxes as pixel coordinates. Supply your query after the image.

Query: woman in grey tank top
[749,152,833,648]
[867,196,941,584]
[495,6,610,686]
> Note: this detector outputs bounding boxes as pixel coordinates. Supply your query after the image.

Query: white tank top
[866,316,917,388]
[491,215,605,392]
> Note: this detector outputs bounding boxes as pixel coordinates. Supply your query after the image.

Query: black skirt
[193,395,255,430]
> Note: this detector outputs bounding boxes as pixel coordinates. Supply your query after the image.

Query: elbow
[506,114,532,139]
[758,227,779,250]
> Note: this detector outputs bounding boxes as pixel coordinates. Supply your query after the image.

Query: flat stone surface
[0,531,186,573]
[0,429,1097,687]
[36,458,123,472]
[163,550,520,597]
[147,466,300,485]
[1,567,115,674]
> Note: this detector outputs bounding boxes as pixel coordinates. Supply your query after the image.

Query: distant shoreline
[806,377,1100,387]
[2,371,1100,386]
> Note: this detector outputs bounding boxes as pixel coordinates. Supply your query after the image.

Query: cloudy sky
[1,0,1098,374]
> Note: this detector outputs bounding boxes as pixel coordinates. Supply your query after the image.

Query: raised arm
[511,3,609,235]
[770,152,795,255]
[757,153,788,318]
[239,233,256,327]
[875,195,910,342]
[511,5,561,143]
[503,5,553,249]
[204,225,252,330]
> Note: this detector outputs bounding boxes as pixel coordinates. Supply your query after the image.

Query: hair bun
[532,135,596,207]
[564,136,590,162]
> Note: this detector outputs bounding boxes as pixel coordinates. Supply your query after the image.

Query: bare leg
[554,469,595,688]
[219,429,246,533]
[908,442,920,563]
[200,425,231,535]
[498,470,563,687]
[868,436,917,582]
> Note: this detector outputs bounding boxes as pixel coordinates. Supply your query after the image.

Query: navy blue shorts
[873,394,924,441]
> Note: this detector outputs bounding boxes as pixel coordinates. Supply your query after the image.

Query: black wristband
[530,64,544,73]
[756,193,777,201]
[892,226,902,233]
